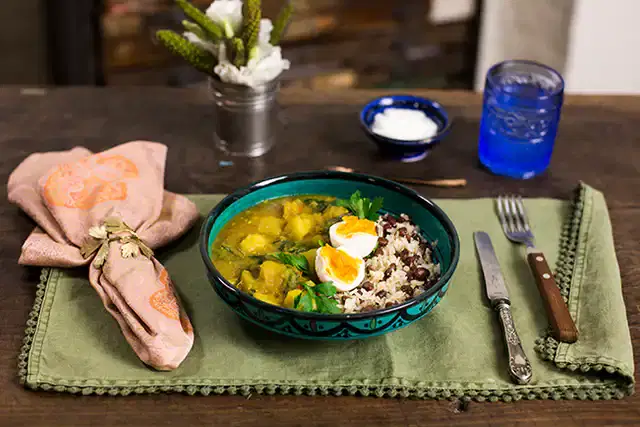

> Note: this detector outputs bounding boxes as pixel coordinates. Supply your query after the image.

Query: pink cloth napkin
[8,141,200,370]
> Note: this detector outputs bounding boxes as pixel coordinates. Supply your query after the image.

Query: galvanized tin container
[208,76,280,157]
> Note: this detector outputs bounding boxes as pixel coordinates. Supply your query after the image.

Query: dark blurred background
[2,0,637,94]
[0,0,482,90]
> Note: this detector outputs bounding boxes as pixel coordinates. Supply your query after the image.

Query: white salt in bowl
[359,95,452,163]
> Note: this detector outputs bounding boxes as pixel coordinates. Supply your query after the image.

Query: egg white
[315,246,366,292]
[329,221,379,258]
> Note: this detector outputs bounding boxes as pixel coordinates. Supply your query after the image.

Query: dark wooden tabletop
[0,87,638,426]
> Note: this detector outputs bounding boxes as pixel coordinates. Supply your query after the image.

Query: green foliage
[335,191,384,221]
[267,252,310,275]
[181,20,206,40]
[155,30,217,75]
[231,37,246,68]
[157,0,294,73]
[269,1,293,45]
[242,0,261,61]
[175,0,223,41]
[294,282,340,314]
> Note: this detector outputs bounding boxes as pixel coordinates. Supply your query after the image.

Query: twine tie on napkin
[8,141,200,370]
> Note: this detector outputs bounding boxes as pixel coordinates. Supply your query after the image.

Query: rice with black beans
[337,213,440,313]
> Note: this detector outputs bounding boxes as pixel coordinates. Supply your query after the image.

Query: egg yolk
[319,245,362,282]
[335,216,377,237]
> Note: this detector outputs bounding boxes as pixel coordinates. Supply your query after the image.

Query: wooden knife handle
[527,250,579,343]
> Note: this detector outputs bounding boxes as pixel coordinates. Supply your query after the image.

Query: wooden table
[0,87,638,426]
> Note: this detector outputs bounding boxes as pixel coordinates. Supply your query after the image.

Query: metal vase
[208,76,280,158]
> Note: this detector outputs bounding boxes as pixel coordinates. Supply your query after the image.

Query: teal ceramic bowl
[199,171,460,340]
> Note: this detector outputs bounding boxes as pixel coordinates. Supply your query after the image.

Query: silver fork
[497,195,578,343]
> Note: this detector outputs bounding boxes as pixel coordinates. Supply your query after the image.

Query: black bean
[403,255,416,266]
[387,215,397,226]
[374,247,384,257]
[384,263,396,279]
[382,223,393,232]
[398,248,409,258]
[401,285,413,295]
[362,281,374,291]
[362,305,375,312]
[378,237,388,247]
[385,302,394,308]
[397,227,407,237]
[413,267,429,281]
[376,290,387,298]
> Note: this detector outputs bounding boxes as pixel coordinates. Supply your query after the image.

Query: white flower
[88,225,108,240]
[214,43,290,88]
[121,242,140,258]
[205,0,243,37]
[258,18,273,45]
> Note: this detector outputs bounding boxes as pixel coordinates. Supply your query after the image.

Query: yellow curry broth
[210,195,349,306]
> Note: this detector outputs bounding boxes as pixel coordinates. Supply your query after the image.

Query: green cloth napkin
[19,184,634,401]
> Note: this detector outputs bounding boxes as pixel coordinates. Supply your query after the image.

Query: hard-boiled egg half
[315,245,365,292]
[329,215,379,258]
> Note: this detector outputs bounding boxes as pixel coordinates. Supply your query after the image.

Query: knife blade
[474,231,533,385]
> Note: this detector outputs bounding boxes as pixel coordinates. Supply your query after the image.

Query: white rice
[337,213,440,313]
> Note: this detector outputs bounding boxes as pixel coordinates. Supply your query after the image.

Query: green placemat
[18,184,634,401]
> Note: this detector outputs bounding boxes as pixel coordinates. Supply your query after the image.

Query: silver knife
[474,231,533,385]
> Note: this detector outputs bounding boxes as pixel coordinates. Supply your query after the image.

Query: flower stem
[242,0,261,64]
[270,1,293,45]
[175,0,223,42]
[155,30,217,75]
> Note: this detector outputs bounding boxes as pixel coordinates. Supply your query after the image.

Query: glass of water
[478,60,565,179]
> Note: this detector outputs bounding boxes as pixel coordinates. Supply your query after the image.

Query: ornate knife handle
[495,302,533,385]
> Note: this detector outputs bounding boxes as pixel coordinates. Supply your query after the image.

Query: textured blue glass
[478,60,564,179]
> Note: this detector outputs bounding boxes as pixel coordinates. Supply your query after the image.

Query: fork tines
[496,195,531,234]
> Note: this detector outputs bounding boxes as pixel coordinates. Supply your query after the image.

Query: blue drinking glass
[478,60,565,179]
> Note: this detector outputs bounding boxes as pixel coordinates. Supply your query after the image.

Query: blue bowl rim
[199,170,461,321]
[358,94,452,147]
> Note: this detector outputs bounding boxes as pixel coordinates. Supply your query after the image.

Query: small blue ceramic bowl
[360,95,452,163]
[199,171,460,340]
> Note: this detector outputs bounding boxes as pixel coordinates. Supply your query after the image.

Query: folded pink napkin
[8,141,200,370]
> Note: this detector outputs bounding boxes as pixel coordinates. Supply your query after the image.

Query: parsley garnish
[294,281,341,314]
[335,190,384,221]
[267,252,310,275]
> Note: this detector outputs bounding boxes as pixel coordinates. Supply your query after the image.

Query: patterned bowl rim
[199,170,460,321]
[358,94,453,147]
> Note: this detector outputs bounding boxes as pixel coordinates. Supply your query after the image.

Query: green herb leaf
[335,191,384,220]
[268,252,310,274]
[316,295,341,314]
[316,239,325,247]
[367,197,384,221]
[315,281,337,297]
[296,291,315,312]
